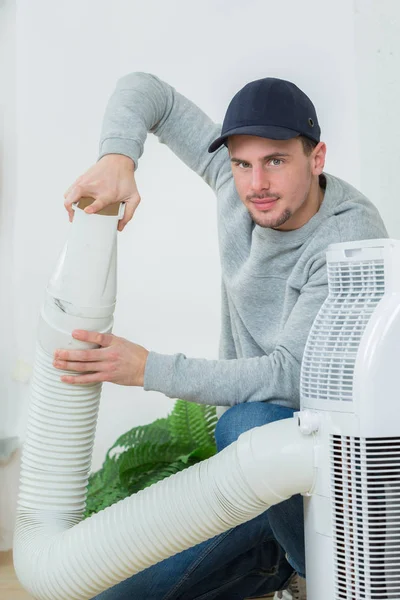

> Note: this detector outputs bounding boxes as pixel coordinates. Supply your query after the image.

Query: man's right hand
[64,154,140,231]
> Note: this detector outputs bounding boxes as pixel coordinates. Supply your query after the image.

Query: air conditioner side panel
[353,294,400,437]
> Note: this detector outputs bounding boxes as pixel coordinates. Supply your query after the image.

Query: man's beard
[249,207,292,229]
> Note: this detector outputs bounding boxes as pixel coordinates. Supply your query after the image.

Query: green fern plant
[84,400,218,518]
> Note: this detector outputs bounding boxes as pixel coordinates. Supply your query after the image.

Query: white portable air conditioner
[301,238,400,600]
[12,209,400,600]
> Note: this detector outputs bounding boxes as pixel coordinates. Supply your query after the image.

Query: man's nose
[251,167,269,192]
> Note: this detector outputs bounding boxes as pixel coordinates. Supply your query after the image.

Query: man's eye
[238,161,251,169]
[270,159,283,166]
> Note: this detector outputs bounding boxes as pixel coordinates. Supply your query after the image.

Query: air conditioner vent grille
[301,260,385,402]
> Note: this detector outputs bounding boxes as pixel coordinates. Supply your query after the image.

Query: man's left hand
[53,330,149,386]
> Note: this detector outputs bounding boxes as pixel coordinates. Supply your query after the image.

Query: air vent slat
[331,435,400,599]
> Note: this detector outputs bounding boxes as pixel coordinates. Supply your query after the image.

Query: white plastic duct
[14,202,317,600]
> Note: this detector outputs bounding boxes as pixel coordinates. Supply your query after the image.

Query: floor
[0,551,33,599]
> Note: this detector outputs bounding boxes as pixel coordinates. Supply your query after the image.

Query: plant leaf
[83,399,218,518]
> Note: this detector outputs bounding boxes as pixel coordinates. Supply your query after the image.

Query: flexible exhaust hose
[14,203,316,600]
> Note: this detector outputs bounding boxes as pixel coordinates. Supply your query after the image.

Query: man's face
[228,135,326,230]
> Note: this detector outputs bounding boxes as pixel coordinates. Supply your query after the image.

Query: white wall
[354,0,400,235]
[0,0,18,443]
[1,0,399,548]
[0,0,21,550]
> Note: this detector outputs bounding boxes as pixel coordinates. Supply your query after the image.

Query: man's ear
[312,142,327,176]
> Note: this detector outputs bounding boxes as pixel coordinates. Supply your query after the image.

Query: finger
[54,360,107,372]
[64,175,90,199]
[65,179,99,202]
[72,330,115,347]
[64,185,84,211]
[83,196,110,214]
[61,372,108,385]
[118,199,139,231]
[54,348,105,362]
[64,197,75,220]
[64,180,78,199]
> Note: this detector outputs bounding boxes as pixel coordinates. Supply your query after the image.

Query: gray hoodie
[99,72,388,409]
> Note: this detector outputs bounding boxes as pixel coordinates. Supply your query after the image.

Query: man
[57,74,387,599]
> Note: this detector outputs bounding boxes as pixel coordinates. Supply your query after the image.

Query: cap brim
[208,125,301,153]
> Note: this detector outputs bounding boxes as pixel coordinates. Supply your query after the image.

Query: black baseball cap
[208,77,320,153]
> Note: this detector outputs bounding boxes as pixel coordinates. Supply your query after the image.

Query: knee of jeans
[215,402,296,452]
[214,402,270,451]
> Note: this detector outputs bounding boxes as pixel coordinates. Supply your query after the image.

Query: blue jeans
[93,402,304,599]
